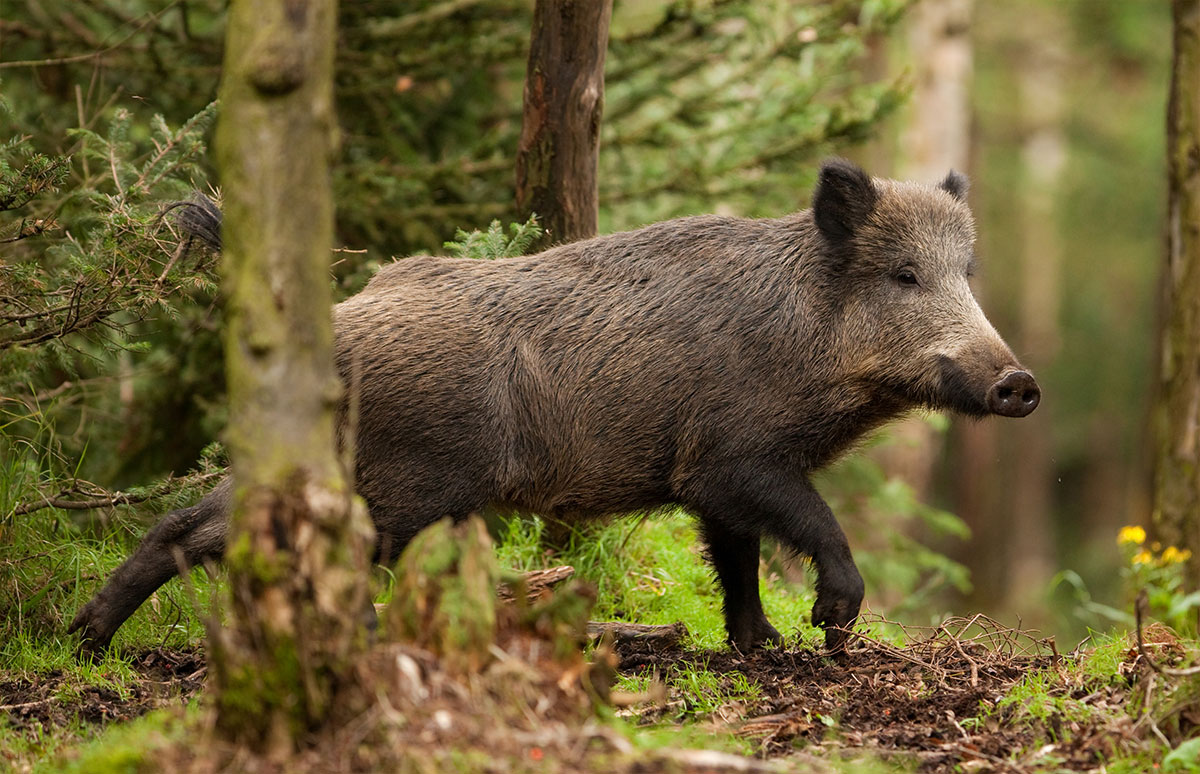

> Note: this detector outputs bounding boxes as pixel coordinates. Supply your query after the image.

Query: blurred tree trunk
[209,0,375,756]
[515,0,613,248]
[1153,0,1200,586]
[941,0,1002,609]
[951,2,1065,614]
[898,0,974,185]
[879,0,975,508]
[1006,9,1066,607]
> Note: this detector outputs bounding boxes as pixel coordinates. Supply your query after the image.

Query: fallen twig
[655,747,794,773]
[496,565,575,602]
[845,626,941,673]
[9,471,223,517]
[0,698,58,713]
[587,621,689,648]
[951,635,980,689]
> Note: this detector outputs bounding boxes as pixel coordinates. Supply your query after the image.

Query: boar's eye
[895,268,919,287]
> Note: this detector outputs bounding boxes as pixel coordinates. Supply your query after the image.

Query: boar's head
[812,158,1040,419]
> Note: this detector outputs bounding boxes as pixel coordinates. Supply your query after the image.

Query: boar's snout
[986,370,1040,417]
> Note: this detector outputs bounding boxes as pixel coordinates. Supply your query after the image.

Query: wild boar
[70,159,1040,654]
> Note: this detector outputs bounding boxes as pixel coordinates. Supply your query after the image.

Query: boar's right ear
[939,169,969,201]
[812,158,877,243]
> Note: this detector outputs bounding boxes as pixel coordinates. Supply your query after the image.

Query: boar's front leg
[700,521,783,651]
[774,480,865,653]
[69,479,232,653]
[686,462,864,653]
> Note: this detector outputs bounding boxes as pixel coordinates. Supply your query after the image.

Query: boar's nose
[987,370,1041,417]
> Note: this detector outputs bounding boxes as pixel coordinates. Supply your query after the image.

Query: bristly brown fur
[70,159,1037,655]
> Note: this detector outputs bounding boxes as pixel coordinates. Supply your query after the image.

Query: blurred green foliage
[817,438,972,622]
[967,0,1170,634]
[0,101,223,486]
[1056,525,1199,636]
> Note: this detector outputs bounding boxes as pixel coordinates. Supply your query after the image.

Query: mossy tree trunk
[1153,0,1200,587]
[210,0,374,755]
[515,0,613,249]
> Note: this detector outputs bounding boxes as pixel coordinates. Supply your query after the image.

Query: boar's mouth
[931,355,996,418]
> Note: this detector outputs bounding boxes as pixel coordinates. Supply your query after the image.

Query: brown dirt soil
[0,648,206,731]
[613,615,1142,772]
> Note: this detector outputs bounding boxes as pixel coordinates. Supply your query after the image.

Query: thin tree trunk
[1007,14,1066,606]
[1153,0,1200,586]
[515,0,613,248]
[898,0,973,184]
[210,0,374,755]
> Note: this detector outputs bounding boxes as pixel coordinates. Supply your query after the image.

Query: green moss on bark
[209,0,375,754]
[1154,0,1200,586]
[386,518,499,674]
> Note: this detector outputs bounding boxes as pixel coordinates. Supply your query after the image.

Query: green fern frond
[443,214,543,260]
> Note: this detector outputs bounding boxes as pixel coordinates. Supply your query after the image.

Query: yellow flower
[1132,550,1154,566]
[1117,525,1146,546]
[1161,546,1193,565]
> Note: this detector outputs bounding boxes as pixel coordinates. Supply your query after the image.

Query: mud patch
[0,648,206,731]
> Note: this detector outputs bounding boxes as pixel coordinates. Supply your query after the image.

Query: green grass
[988,630,1200,770]
[995,668,1092,731]
[1,427,221,672]
[1,485,820,766]
[39,704,196,774]
[494,511,823,649]
[492,512,850,765]
[0,428,219,771]
[9,435,1199,774]
[0,717,80,772]
[615,660,762,720]
[990,639,1110,737]
[991,632,1130,733]
[625,717,759,757]
[0,502,218,672]
[0,484,216,770]
[3,460,820,679]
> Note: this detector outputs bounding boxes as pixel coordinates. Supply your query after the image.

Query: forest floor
[1,647,206,732]
[608,616,1150,772]
[2,611,1194,774]
[2,511,1196,772]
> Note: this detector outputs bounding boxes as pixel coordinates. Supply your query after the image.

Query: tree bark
[515,0,613,248]
[1153,0,1200,586]
[210,0,374,754]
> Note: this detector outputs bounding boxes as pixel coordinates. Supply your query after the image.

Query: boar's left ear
[939,170,969,201]
[813,158,877,242]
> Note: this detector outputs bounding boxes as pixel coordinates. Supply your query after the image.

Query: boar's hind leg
[69,479,232,654]
[686,464,864,653]
[700,521,783,651]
